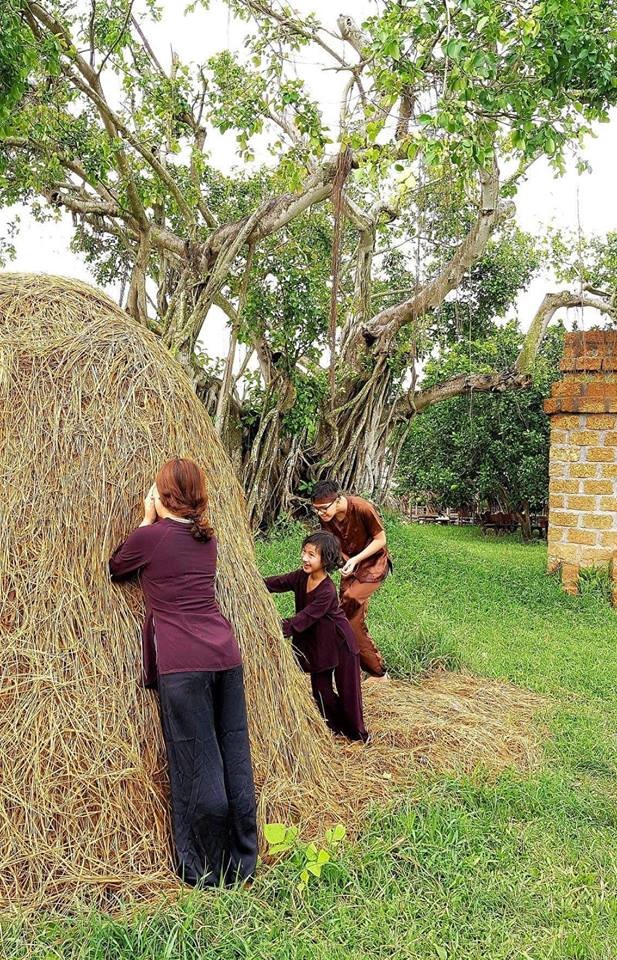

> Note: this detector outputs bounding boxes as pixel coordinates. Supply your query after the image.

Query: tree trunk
[517,502,533,543]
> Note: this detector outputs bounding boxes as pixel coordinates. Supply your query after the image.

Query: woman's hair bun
[190,516,214,542]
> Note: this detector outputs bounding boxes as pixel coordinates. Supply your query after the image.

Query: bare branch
[395,86,414,140]
[516,290,616,373]
[243,0,347,67]
[361,161,508,349]
[88,1,96,68]
[338,74,355,135]
[129,14,166,77]
[394,369,532,422]
[214,243,255,436]
[214,293,273,384]
[43,189,126,220]
[233,346,255,387]
[264,101,310,156]
[336,15,370,58]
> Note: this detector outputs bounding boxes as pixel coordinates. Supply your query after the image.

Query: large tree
[1,0,617,526]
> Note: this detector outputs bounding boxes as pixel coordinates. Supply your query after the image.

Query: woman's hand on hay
[140,484,158,526]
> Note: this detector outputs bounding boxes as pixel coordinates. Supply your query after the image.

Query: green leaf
[306,863,322,877]
[383,39,401,59]
[264,823,287,845]
[326,823,347,845]
[305,842,318,861]
[268,841,294,854]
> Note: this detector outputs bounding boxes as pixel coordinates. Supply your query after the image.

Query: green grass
[5,522,617,959]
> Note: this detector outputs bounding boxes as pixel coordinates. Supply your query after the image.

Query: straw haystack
[0,274,545,912]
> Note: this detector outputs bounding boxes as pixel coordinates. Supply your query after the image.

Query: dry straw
[0,274,546,913]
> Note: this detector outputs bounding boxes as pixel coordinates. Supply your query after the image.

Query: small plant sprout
[264,822,347,893]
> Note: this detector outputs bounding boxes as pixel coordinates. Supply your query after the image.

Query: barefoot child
[264,531,368,742]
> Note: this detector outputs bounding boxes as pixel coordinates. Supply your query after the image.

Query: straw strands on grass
[358,672,545,773]
[0,274,546,913]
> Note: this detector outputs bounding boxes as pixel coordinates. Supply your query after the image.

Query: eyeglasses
[312,499,337,515]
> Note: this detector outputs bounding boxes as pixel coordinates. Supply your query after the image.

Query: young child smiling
[264,531,368,742]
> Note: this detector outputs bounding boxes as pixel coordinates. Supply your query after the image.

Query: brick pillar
[544,331,617,599]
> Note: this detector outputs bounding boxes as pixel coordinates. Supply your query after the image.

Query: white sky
[2,0,616,354]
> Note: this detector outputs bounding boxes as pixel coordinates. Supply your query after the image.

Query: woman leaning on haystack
[109,457,257,888]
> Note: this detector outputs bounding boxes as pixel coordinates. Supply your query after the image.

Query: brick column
[544,331,617,596]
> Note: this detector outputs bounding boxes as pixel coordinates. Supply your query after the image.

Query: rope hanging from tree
[328,146,354,407]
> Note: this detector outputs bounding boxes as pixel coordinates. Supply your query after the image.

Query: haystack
[0,274,545,912]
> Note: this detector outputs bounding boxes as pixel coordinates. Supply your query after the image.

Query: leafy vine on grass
[264,822,347,893]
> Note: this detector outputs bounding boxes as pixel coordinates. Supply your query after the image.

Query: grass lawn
[4,521,617,959]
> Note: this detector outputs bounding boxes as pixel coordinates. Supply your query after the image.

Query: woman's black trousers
[157,667,257,887]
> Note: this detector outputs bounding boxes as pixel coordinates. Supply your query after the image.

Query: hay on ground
[358,672,545,774]
[0,274,547,913]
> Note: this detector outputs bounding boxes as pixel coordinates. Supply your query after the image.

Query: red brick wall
[544,332,617,595]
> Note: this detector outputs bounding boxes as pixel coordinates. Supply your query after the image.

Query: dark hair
[155,458,214,542]
[302,531,343,573]
[311,479,341,502]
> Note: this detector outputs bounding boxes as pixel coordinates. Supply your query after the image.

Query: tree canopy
[396,321,565,520]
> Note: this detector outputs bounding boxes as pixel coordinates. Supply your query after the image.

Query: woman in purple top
[109,457,257,888]
[265,531,368,742]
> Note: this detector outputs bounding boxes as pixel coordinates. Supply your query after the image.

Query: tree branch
[395,286,617,424]
[394,368,532,422]
[126,228,151,325]
[205,157,339,258]
[25,3,199,230]
[36,180,185,259]
[66,70,195,228]
[214,293,273,384]
[25,2,148,229]
[515,290,616,373]
[129,14,166,77]
[43,189,127,220]
[242,0,347,67]
[97,0,135,77]
[361,161,508,350]
[214,243,255,436]
[3,136,121,208]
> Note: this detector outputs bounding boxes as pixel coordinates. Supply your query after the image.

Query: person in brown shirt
[312,480,391,678]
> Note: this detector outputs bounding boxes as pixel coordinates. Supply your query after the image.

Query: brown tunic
[320,495,390,583]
